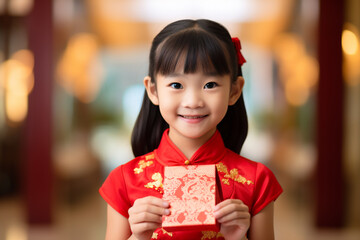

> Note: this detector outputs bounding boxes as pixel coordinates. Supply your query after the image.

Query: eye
[204,82,218,89]
[170,82,183,89]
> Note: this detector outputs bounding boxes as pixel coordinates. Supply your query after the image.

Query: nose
[182,89,204,109]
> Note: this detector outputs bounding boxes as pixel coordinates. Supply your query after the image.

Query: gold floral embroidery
[222,178,230,185]
[145,173,163,193]
[161,228,173,237]
[145,153,155,160]
[216,162,254,185]
[216,162,227,174]
[201,231,223,239]
[152,228,172,239]
[134,158,154,174]
[201,231,216,239]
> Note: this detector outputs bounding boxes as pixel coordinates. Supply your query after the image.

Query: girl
[100,19,282,240]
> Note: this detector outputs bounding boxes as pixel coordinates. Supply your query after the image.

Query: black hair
[131,19,248,157]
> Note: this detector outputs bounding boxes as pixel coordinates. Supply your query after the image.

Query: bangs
[154,29,231,76]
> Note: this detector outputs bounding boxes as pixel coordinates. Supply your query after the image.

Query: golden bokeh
[56,33,104,103]
[0,49,34,123]
[342,23,360,86]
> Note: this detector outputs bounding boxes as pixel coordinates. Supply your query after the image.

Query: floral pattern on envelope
[162,165,218,231]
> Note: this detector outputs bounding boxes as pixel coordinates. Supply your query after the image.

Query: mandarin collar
[154,129,227,166]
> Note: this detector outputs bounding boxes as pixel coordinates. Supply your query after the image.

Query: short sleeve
[99,165,131,218]
[251,163,283,216]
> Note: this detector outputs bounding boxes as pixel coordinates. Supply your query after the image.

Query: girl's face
[145,67,243,147]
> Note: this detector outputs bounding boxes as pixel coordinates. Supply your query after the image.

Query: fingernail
[163,201,169,207]
[164,209,170,215]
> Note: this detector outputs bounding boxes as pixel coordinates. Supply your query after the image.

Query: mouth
[179,115,208,119]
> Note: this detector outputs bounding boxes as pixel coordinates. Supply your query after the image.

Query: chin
[182,129,215,140]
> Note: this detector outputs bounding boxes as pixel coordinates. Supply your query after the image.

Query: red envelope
[162,164,220,232]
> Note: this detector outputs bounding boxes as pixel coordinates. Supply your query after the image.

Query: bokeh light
[0,49,34,123]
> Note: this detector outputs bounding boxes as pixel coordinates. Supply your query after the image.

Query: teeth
[181,115,205,119]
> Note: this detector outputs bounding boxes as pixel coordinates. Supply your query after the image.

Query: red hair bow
[232,37,246,66]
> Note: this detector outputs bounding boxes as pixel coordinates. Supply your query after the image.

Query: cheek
[216,105,229,119]
[157,93,177,118]
[209,96,229,119]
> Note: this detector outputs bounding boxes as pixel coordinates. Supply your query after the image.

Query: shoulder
[105,152,157,183]
[218,150,282,214]
[220,150,259,174]
[216,150,258,192]
[115,152,156,173]
[99,151,160,217]
[221,150,276,177]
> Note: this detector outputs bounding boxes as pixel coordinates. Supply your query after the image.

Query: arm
[105,204,131,240]
[247,202,275,240]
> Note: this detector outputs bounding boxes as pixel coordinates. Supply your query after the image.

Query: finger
[215,205,249,220]
[214,201,249,219]
[129,204,170,217]
[215,199,244,210]
[129,211,164,225]
[220,217,250,228]
[217,211,250,224]
[130,222,162,233]
[134,196,169,208]
[129,196,170,217]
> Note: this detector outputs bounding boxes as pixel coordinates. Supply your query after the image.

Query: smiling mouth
[179,115,208,119]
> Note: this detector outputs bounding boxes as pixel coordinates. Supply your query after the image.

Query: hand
[128,196,170,240]
[214,199,250,240]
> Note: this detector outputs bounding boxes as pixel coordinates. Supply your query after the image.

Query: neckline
[154,129,227,166]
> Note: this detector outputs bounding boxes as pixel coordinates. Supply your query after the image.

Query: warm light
[8,0,33,16]
[294,56,319,88]
[6,224,27,240]
[0,51,4,88]
[6,83,28,122]
[99,0,283,22]
[342,29,359,55]
[342,24,360,86]
[12,49,34,70]
[274,34,305,66]
[0,49,34,123]
[273,33,319,106]
[56,33,104,103]
[4,59,34,94]
[0,51,4,129]
[285,77,310,106]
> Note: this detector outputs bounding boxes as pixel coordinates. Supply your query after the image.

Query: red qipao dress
[99,129,283,239]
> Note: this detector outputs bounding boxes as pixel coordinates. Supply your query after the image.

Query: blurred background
[0,0,359,239]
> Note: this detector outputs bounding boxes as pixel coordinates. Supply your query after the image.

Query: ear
[144,76,159,105]
[228,76,244,106]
